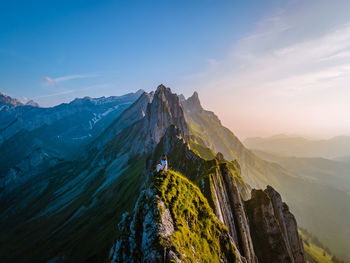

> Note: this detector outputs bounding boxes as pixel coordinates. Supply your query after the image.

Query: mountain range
[0,90,143,195]
[0,85,347,262]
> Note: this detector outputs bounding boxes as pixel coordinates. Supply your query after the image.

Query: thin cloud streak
[41,73,100,85]
[184,0,350,139]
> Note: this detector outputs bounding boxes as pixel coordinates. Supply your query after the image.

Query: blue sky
[0,0,269,100]
[1,0,350,138]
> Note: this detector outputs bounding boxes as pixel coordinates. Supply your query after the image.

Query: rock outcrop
[244,186,306,263]
[103,84,189,156]
[265,186,305,263]
[110,171,242,263]
[216,161,257,263]
[181,91,203,113]
[143,84,189,145]
[109,87,306,263]
[150,125,305,263]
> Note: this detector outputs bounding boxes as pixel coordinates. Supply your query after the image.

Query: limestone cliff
[109,88,305,263]
[211,160,257,263]
[265,186,305,263]
[245,186,306,263]
[110,171,243,263]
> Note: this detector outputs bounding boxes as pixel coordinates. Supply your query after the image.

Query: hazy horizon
[1,0,350,139]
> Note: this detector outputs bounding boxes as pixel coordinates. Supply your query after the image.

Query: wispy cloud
[184,0,350,138]
[41,73,100,85]
[41,76,56,85]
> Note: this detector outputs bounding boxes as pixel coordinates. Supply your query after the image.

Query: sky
[1,0,350,139]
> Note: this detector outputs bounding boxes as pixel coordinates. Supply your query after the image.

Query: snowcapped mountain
[0,89,144,195]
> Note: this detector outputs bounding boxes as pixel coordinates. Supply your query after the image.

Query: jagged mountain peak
[0,92,24,107]
[144,85,189,143]
[25,99,39,107]
[155,83,167,91]
[98,85,189,157]
[0,92,39,108]
[153,84,181,108]
[182,90,203,113]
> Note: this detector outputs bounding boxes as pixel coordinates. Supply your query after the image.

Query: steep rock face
[183,91,350,261]
[90,91,153,150]
[265,186,305,263]
[109,90,305,263]
[103,84,189,156]
[244,187,306,263]
[141,84,189,148]
[110,171,243,263]
[152,126,257,262]
[245,189,293,263]
[110,189,173,263]
[216,161,257,263]
[181,91,203,113]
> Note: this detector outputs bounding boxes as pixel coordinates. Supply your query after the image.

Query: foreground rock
[110,171,243,263]
[245,186,306,263]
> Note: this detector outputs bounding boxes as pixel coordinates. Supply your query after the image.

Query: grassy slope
[189,140,216,160]
[152,170,237,263]
[299,230,335,263]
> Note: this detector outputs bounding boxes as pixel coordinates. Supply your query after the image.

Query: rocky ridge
[110,171,242,263]
[109,85,306,263]
[0,85,306,263]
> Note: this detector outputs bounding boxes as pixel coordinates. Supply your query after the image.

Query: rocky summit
[0,85,306,263]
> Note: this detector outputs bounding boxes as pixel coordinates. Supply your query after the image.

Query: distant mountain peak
[182,90,203,113]
[25,100,39,107]
[156,83,167,91]
[0,92,38,107]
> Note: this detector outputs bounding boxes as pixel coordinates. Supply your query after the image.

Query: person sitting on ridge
[156,154,168,172]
